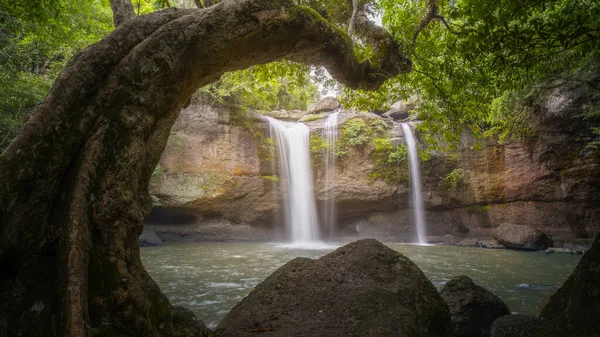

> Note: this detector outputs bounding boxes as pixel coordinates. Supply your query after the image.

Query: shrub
[369,138,408,184]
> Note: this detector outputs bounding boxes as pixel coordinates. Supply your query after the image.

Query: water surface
[141,242,580,328]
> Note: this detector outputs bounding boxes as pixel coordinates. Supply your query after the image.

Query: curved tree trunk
[0,1,410,336]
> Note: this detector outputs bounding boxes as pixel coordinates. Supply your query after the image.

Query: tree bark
[109,0,136,27]
[0,1,410,336]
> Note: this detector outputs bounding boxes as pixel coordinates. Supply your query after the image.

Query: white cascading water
[322,110,340,238]
[401,123,427,244]
[265,117,320,243]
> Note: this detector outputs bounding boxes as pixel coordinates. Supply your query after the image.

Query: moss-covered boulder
[216,239,451,337]
[441,276,511,337]
[539,233,600,337]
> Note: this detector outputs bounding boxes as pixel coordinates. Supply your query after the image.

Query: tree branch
[347,0,359,35]
[109,0,136,27]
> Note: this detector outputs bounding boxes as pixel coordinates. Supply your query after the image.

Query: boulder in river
[216,239,451,337]
[490,314,540,337]
[139,228,164,247]
[538,233,600,337]
[494,224,553,250]
[441,276,511,337]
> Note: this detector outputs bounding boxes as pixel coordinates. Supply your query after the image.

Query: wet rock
[490,315,540,337]
[539,233,600,337]
[139,229,164,247]
[562,238,594,252]
[545,247,583,254]
[441,276,511,337]
[216,239,451,337]
[427,235,443,243]
[307,97,341,114]
[456,238,479,247]
[494,224,553,250]
[443,234,457,245]
[477,239,505,249]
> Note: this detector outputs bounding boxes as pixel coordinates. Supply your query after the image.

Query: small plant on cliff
[303,115,325,122]
[589,127,600,149]
[369,118,390,135]
[341,118,371,146]
[257,136,275,162]
[369,138,408,184]
[440,168,466,190]
[310,134,330,167]
[261,175,280,183]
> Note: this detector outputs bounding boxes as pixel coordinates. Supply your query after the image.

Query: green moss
[339,118,371,152]
[151,163,165,180]
[439,168,466,190]
[260,175,280,183]
[466,204,491,213]
[310,134,330,167]
[369,138,408,184]
[257,136,275,162]
[303,114,325,122]
[229,108,274,162]
[369,117,390,135]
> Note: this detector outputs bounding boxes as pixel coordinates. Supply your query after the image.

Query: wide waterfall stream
[141,243,580,329]
[266,117,321,244]
[402,123,427,244]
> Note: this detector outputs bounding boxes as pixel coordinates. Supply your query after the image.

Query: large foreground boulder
[216,239,451,337]
[539,233,600,337]
[490,315,540,337]
[441,276,511,337]
[494,224,553,250]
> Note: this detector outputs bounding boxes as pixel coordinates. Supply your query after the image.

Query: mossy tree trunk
[0,0,410,336]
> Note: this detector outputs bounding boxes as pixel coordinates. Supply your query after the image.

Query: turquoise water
[140,242,580,328]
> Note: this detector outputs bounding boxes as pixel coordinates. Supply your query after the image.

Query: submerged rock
[490,315,540,337]
[494,224,553,250]
[441,276,511,337]
[538,233,600,337]
[139,229,164,247]
[216,239,451,337]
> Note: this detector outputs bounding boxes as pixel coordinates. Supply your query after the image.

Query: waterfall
[401,123,427,244]
[322,110,340,238]
[265,117,320,243]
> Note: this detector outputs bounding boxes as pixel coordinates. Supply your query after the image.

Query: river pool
[141,242,580,328]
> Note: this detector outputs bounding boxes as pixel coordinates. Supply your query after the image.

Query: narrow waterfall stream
[322,110,340,238]
[401,123,427,244]
[265,117,320,244]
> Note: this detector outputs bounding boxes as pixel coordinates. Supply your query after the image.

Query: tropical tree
[0,0,410,336]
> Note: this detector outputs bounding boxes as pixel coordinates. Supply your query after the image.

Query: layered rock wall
[147,78,600,244]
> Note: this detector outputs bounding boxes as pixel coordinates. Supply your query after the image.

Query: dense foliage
[198,61,320,111]
[341,0,600,146]
[0,0,114,150]
[2,0,599,152]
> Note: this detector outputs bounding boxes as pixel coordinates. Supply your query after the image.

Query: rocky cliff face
[422,77,600,243]
[147,77,600,245]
